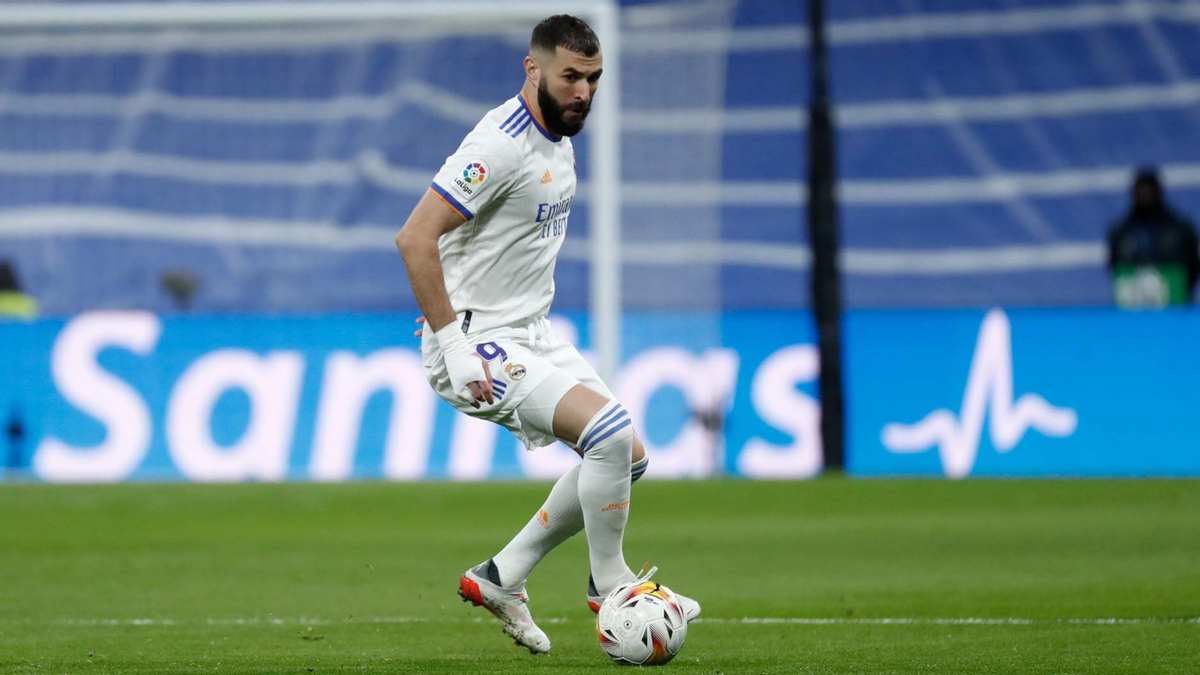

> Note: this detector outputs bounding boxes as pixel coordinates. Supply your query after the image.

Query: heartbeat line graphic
[881,309,1078,478]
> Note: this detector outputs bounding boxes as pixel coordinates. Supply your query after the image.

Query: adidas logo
[541,169,552,184]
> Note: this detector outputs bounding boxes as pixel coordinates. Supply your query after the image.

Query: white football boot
[587,566,702,622]
[458,559,551,654]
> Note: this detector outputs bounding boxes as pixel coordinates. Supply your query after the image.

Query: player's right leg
[424,333,557,654]
[457,558,549,654]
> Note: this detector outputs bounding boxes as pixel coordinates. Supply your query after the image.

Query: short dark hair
[530,15,600,58]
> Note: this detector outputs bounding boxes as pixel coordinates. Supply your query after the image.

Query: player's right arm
[395,191,493,407]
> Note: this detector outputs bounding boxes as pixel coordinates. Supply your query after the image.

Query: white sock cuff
[577,401,632,454]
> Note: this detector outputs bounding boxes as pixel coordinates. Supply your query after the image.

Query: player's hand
[420,315,491,406]
[444,350,490,408]
[466,357,494,409]
[443,350,491,408]
[434,323,494,408]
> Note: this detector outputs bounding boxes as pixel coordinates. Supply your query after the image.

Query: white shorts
[421,316,615,450]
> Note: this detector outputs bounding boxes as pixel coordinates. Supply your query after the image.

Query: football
[596,579,689,665]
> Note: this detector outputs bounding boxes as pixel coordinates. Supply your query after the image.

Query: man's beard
[538,79,590,137]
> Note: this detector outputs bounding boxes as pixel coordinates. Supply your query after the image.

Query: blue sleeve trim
[429,182,474,221]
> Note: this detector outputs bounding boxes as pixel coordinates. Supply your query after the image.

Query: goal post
[0,1,623,380]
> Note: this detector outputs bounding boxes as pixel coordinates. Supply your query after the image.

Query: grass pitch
[1,478,1198,674]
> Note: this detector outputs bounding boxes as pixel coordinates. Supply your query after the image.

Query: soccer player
[394,15,699,654]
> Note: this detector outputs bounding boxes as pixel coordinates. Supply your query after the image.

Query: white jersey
[428,92,577,335]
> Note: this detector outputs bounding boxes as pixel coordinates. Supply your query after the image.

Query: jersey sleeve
[429,134,520,221]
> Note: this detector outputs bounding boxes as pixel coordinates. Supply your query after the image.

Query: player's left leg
[548,386,701,626]
[568,402,699,621]
[550,383,638,594]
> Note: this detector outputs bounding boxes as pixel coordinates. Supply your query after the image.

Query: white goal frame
[0,1,623,381]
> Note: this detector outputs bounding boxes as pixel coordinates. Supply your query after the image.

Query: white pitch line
[42,616,1200,627]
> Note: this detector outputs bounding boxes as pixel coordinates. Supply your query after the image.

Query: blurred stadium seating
[5,0,1199,313]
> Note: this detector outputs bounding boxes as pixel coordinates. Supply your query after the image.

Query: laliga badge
[505,363,527,380]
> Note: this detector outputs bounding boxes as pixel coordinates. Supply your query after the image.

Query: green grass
[1,479,1198,674]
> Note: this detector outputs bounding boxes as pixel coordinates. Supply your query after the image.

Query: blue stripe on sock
[578,404,623,449]
[580,406,625,450]
[584,419,632,452]
[631,459,649,482]
[583,411,629,452]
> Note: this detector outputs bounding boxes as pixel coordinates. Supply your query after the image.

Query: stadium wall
[2,307,1198,483]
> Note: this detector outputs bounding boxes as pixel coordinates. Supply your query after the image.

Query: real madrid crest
[505,362,527,381]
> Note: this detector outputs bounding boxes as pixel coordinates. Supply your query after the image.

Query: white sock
[575,401,636,594]
[492,465,583,586]
[492,455,649,587]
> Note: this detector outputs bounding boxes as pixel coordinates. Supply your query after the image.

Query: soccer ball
[596,579,688,665]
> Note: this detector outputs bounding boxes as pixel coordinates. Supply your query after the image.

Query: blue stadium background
[5,0,1198,313]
